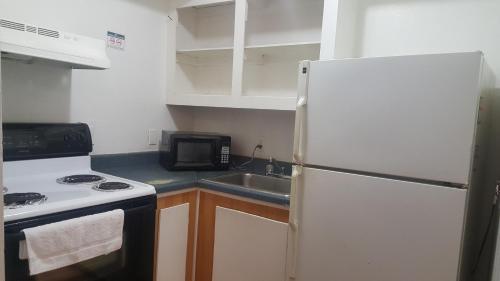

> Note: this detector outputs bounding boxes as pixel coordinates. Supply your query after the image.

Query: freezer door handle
[287,165,302,279]
[293,61,310,165]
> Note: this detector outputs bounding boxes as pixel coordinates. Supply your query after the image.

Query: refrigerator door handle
[287,165,302,279]
[293,61,310,165]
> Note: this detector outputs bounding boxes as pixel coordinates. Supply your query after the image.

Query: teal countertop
[91,152,290,206]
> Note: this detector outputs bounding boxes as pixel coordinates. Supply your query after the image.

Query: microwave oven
[159,131,231,171]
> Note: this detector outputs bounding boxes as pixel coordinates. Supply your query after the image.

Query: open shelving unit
[166,0,326,110]
[174,2,235,97]
[244,0,324,47]
[175,48,233,96]
[243,42,320,97]
[242,0,323,100]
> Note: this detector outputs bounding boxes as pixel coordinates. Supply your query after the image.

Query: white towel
[20,209,124,275]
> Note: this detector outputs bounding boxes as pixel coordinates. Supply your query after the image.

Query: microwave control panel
[221,146,230,164]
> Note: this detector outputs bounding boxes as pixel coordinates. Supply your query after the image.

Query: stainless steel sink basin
[205,173,291,196]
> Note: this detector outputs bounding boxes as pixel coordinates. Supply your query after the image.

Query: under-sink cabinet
[211,207,288,281]
[154,189,289,281]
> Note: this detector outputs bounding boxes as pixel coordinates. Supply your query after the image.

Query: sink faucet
[237,144,263,170]
[265,157,289,178]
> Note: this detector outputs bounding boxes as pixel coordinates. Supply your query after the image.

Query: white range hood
[0,19,110,69]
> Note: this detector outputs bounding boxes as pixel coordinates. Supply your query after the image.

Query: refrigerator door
[289,167,467,281]
[300,52,484,185]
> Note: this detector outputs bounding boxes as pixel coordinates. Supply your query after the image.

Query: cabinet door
[195,192,289,281]
[156,204,190,281]
[156,191,198,281]
[212,207,288,281]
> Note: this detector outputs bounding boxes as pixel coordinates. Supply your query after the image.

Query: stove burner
[57,174,105,185]
[4,193,47,208]
[94,182,132,192]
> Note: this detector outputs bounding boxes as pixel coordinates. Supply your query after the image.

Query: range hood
[0,19,110,69]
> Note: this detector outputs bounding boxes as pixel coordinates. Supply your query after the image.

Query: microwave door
[175,139,217,169]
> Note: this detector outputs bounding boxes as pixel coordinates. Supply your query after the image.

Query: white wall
[1,0,193,155]
[337,0,500,86]
[1,0,294,159]
[192,108,295,162]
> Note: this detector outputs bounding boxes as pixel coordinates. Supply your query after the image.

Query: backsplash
[230,155,292,176]
[190,107,295,162]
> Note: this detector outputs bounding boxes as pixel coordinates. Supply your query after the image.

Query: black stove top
[57,174,105,184]
[4,193,47,208]
[94,182,132,191]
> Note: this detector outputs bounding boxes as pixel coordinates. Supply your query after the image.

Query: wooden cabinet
[155,191,198,281]
[154,190,289,281]
[166,0,333,110]
[195,191,289,281]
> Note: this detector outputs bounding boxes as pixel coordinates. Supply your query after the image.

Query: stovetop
[57,174,106,185]
[3,156,156,222]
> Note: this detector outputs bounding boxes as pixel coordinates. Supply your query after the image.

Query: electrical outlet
[147,129,160,146]
[255,140,264,157]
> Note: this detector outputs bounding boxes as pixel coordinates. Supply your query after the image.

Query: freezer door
[290,167,467,281]
[301,52,483,184]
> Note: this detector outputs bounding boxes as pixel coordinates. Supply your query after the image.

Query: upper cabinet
[166,0,332,111]
[177,2,235,51]
[242,0,322,100]
[244,0,323,46]
[175,2,235,97]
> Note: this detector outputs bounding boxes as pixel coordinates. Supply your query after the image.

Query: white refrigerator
[287,52,495,281]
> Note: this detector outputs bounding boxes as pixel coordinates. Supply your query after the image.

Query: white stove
[3,156,156,222]
[3,123,158,281]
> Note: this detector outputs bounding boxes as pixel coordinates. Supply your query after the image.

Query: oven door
[4,196,156,281]
[173,137,219,170]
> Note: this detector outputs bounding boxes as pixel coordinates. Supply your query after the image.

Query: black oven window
[177,142,212,165]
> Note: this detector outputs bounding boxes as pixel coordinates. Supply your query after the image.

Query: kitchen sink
[204,173,291,196]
